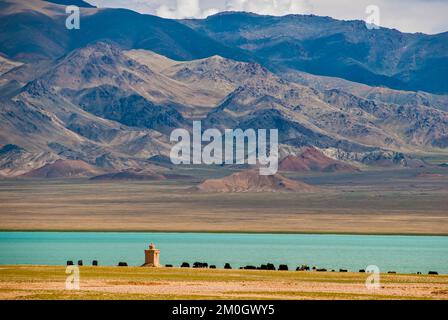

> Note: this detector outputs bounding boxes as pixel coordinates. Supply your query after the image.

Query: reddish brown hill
[21,159,101,178]
[279,147,359,172]
[196,169,319,193]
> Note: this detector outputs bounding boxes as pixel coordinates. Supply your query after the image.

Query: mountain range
[184,12,448,94]
[0,0,447,178]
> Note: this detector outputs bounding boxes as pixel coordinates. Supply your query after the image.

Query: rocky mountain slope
[21,159,102,178]
[0,144,59,177]
[0,0,447,179]
[279,147,360,172]
[0,55,22,77]
[1,41,447,178]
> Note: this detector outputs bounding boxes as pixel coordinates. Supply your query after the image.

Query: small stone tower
[143,243,160,267]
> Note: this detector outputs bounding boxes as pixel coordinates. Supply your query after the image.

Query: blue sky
[86,0,448,34]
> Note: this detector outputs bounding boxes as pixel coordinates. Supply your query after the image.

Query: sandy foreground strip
[0,266,447,300]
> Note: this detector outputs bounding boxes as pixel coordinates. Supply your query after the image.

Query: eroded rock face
[279,147,360,172]
[196,169,319,193]
[0,144,59,177]
[321,148,427,168]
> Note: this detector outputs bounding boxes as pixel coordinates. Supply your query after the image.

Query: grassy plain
[0,265,447,300]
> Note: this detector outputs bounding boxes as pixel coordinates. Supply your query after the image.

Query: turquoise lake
[0,232,447,273]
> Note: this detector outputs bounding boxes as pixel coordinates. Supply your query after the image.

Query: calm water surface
[0,232,447,273]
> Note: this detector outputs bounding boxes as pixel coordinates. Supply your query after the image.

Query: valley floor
[0,266,447,300]
[0,167,448,235]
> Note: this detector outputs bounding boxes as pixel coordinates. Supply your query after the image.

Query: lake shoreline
[0,264,446,275]
[1,229,447,237]
[2,231,447,274]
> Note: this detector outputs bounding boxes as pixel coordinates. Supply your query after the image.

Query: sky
[87,0,448,34]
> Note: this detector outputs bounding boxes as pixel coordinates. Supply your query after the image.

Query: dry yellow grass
[0,266,447,300]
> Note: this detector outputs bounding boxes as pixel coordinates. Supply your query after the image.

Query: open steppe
[0,266,447,300]
[1,167,447,235]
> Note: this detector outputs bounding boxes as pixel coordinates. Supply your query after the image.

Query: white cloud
[202,8,220,18]
[226,0,311,16]
[156,0,202,19]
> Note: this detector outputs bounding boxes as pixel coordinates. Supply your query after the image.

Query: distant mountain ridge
[0,0,447,93]
[0,0,251,63]
[183,12,448,94]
